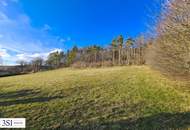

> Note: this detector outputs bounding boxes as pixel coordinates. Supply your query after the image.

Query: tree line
[16,35,151,72]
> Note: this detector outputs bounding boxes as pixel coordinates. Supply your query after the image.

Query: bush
[71,61,87,68]
[71,61,113,68]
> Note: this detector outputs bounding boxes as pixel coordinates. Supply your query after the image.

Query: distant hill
[0,66,22,77]
[0,66,51,77]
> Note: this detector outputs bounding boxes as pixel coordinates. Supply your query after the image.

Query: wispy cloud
[0,48,10,58]
[42,24,52,32]
[59,37,71,43]
[16,48,63,62]
[0,46,63,65]
[0,0,19,6]
[0,0,68,65]
[0,11,9,21]
[0,0,8,7]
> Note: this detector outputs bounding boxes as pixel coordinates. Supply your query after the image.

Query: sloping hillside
[0,66,189,130]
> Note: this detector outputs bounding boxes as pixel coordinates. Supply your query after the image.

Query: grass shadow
[0,89,64,106]
[0,89,40,99]
[104,112,190,130]
[56,112,190,130]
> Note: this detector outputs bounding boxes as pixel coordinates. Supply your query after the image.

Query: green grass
[0,66,190,130]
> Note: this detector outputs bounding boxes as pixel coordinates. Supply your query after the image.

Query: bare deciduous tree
[32,57,44,72]
[148,0,190,78]
[16,60,27,72]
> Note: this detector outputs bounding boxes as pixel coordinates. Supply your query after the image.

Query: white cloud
[0,48,10,58]
[59,38,66,43]
[0,47,63,65]
[16,53,48,61]
[49,48,63,53]
[15,48,63,62]
[59,37,71,43]
[0,47,12,65]
[42,24,52,32]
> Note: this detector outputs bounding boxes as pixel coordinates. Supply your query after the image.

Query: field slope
[0,66,189,130]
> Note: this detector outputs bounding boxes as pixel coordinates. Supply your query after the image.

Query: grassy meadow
[0,66,190,130]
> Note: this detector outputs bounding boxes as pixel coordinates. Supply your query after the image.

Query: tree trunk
[94,52,97,63]
[118,48,121,65]
[126,48,130,65]
[112,49,115,65]
[101,51,104,66]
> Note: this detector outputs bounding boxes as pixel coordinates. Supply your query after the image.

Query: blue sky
[0,0,159,65]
